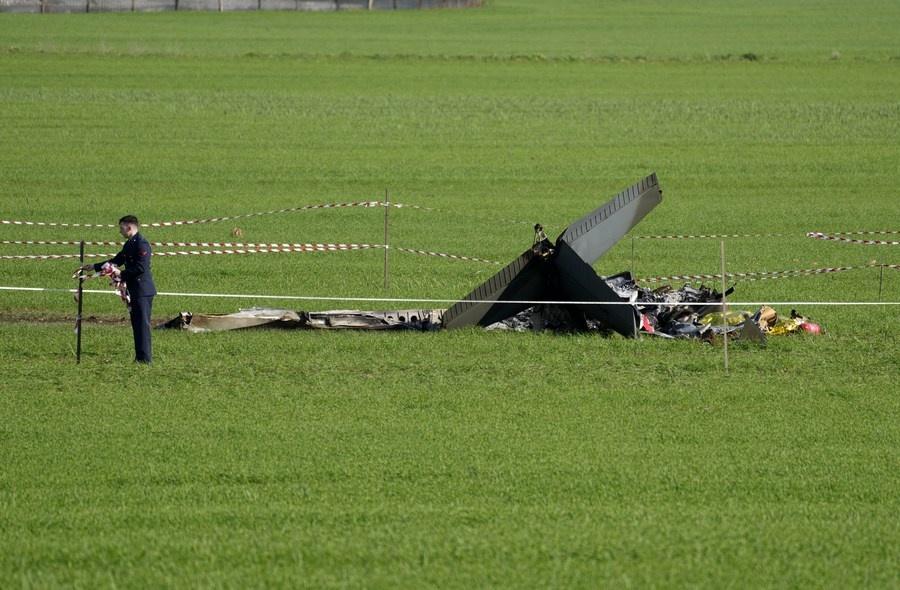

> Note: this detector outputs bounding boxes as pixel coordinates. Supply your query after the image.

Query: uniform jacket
[94,232,157,297]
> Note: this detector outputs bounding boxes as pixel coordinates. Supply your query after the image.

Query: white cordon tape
[0,200,433,230]
[640,264,900,284]
[806,231,900,246]
[1,285,898,307]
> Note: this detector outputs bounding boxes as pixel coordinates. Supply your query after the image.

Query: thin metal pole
[878,264,885,301]
[383,189,390,290]
[76,240,84,364]
[630,236,635,278]
[720,240,728,373]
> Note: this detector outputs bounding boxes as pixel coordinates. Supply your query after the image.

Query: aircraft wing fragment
[441,248,549,329]
[443,173,662,336]
[557,173,661,265]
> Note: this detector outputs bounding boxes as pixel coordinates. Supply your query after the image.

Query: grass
[1,0,899,587]
[3,324,898,587]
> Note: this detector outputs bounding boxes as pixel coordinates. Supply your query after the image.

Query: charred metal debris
[160,174,822,341]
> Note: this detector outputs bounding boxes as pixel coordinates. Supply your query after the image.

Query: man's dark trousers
[131,296,153,363]
[95,232,157,364]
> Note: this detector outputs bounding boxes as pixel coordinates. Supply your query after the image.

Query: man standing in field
[79,215,157,364]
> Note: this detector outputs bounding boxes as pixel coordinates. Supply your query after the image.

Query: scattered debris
[480,274,822,342]
[158,174,824,341]
[161,308,443,332]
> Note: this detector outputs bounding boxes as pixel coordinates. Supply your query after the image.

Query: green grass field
[1,1,899,587]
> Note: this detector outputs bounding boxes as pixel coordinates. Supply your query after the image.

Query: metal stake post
[720,240,728,373]
[76,240,84,364]
[383,189,390,290]
[878,264,885,301]
[631,236,635,278]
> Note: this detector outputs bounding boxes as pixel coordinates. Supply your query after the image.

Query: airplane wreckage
[161,174,822,341]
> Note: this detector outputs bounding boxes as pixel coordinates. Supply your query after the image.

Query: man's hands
[73,264,94,278]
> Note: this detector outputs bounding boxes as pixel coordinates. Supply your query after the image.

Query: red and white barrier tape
[821,230,900,236]
[1,252,118,260]
[0,243,502,265]
[0,201,547,233]
[0,243,377,260]
[636,232,788,240]
[73,263,130,308]
[2,239,125,246]
[635,229,899,241]
[1,220,119,229]
[640,263,899,284]
[394,247,501,265]
[806,231,900,246]
[0,200,433,230]
[150,244,376,256]
[3,239,373,249]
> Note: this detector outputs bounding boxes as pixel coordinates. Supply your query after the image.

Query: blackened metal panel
[442,248,549,329]
[553,242,639,337]
[556,173,662,266]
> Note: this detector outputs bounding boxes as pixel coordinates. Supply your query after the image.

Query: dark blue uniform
[95,232,157,363]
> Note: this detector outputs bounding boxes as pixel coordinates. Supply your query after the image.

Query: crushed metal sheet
[160,307,443,332]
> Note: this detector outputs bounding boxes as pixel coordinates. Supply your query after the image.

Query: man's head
[118,215,140,239]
